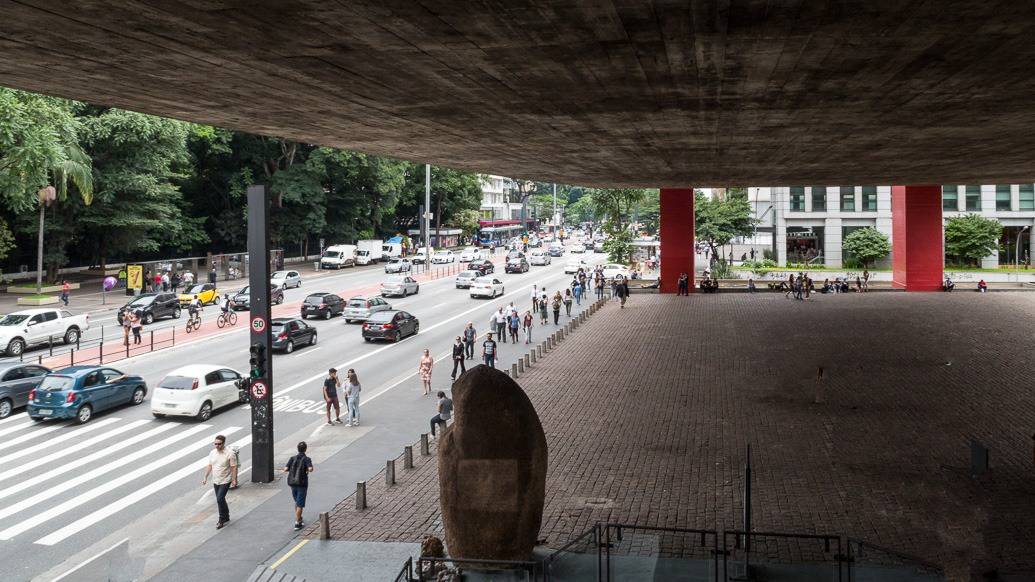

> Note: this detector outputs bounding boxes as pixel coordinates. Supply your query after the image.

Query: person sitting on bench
[943,276,955,292]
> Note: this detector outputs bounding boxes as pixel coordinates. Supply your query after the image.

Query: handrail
[416,556,538,582]
[392,556,413,582]
[846,538,944,576]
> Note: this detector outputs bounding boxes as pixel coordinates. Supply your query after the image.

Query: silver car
[343,296,392,323]
[385,258,412,273]
[381,276,419,297]
[0,363,51,418]
[455,270,481,289]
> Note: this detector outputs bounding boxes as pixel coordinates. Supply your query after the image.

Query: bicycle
[185,311,202,333]
[216,310,238,328]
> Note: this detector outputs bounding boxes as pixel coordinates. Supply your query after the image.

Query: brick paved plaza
[316,292,1035,579]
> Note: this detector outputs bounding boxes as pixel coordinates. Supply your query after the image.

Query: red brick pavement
[314,292,1035,579]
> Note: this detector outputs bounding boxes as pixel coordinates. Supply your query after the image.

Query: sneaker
[352,421,359,426]
[294,522,303,531]
[326,421,333,426]
[335,418,343,424]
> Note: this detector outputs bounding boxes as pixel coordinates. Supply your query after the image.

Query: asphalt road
[0,249,603,582]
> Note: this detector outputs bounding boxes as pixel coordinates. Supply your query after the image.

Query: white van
[382,243,403,259]
[320,245,357,269]
[356,240,384,265]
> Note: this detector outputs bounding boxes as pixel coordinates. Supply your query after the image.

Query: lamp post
[755,204,774,261]
[1017,225,1030,278]
[35,186,57,295]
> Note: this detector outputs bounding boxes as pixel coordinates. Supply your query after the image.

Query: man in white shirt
[202,434,238,529]
[493,308,508,343]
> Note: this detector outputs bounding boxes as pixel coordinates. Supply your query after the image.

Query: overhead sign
[127,265,143,290]
[251,316,266,334]
[250,380,268,400]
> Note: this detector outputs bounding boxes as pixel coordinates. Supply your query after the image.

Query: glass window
[862,186,877,211]
[942,185,958,211]
[966,185,981,211]
[811,186,826,211]
[996,184,1012,211]
[840,187,855,212]
[789,187,805,211]
[1020,184,1035,211]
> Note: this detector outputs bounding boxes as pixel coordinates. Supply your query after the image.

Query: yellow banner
[127,265,143,290]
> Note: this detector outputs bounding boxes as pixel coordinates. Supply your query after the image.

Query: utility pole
[246,185,274,483]
[425,164,432,250]
[552,183,557,229]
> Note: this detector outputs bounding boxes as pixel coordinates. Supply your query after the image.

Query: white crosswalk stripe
[0,426,242,540]
[0,422,65,453]
[0,417,121,466]
[0,412,27,427]
[0,419,56,442]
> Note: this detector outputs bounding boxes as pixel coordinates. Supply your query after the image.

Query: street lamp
[1017,225,1030,278]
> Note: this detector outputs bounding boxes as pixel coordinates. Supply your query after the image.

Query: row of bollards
[504,296,608,380]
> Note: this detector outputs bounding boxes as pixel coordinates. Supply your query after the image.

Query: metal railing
[415,556,539,581]
[0,327,176,368]
[605,524,719,582]
[393,557,413,582]
[544,523,601,582]
[723,530,843,582]
[846,538,944,581]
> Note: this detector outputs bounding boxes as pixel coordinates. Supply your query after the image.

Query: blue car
[28,366,147,424]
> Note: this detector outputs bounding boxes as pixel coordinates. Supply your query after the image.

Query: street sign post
[247,185,275,483]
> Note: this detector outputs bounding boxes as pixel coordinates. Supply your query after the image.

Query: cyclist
[220,293,233,315]
[188,294,203,322]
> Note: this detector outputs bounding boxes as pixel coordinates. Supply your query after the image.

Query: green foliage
[566,196,596,223]
[744,258,777,277]
[841,227,891,267]
[602,229,634,264]
[694,189,756,257]
[945,214,1002,266]
[0,218,15,262]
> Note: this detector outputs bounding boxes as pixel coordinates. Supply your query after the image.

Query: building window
[862,186,877,211]
[966,185,981,211]
[789,186,805,211]
[1020,184,1035,211]
[942,185,958,211]
[811,186,826,211]
[996,184,1012,211]
[840,186,855,212]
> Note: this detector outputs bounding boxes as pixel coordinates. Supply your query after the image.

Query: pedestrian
[183,270,194,285]
[202,434,238,529]
[171,271,181,292]
[430,391,453,438]
[595,273,604,298]
[863,269,870,292]
[450,336,466,381]
[153,272,162,293]
[522,311,533,344]
[539,295,549,324]
[615,276,630,308]
[283,441,314,531]
[418,349,434,396]
[323,368,343,425]
[482,332,498,368]
[161,272,170,292]
[531,285,539,314]
[122,310,132,346]
[130,310,143,345]
[677,272,689,296]
[60,280,71,306]
[209,266,218,285]
[345,369,361,426]
[573,280,583,305]
[493,307,507,342]
[508,311,520,343]
[563,289,573,316]
[463,322,477,360]
[551,292,562,325]
[855,275,862,293]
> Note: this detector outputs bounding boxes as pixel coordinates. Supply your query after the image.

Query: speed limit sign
[250,380,268,400]
[251,317,266,334]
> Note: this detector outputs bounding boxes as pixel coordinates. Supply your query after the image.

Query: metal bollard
[530,349,537,363]
[420,433,430,456]
[524,354,530,368]
[319,511,330,539]
[537,344,543,358]
[404,446,414,469]
[548,336,554,349]
[356,481,367,510]
[517,358,524,374]
[386,459,396,486]
[511,363,518,378]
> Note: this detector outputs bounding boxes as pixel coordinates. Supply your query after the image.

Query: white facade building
[479,175,523,221]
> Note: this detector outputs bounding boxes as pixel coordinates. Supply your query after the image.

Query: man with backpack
[284,441,315,531]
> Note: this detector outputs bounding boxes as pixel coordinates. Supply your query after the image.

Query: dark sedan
[505,257,530,273]
[0,363,51,418]
[231,285,285,310]
[468,259,495,275]
[271,318,317,353]
[301,292,345,320]
[117,293,181,325]
[361,310,419,343]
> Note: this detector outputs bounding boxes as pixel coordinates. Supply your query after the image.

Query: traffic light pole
[247,184,275,483]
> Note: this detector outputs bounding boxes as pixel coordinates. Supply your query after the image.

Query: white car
[469,276,505,299]
[270,270,302,289]
[528,250,551,266]
[593,240,605,253]
[0,308,91,357]
[455,270,481,289]
[385,258,412,273]
[151,364,245,421]
[411,251,429,265]
[570,243,586,253]
[458,247,481,262]
[564,259,588,274]
[600,263,631,280]
[432,250,456,264]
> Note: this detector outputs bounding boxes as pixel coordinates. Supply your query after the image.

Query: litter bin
[314,261,320,271]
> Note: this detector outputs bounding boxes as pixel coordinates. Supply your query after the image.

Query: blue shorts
[291,485,308,508]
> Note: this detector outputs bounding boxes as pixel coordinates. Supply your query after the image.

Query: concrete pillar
[659,188,694,293]
[824,218,843,268]
[892,185,944,291]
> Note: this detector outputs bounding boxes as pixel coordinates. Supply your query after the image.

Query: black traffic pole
[247,185,275,483]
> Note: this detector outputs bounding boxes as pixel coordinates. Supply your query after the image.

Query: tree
[841,227,891,268]
[602,228,634,263]
[694,189,755,263]
[945,214,1002,266]
[566,195,596,224]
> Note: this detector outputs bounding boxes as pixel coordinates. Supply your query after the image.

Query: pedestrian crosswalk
[0,414,250,548]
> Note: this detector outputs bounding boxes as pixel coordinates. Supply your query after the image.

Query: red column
[659,188,695,294]
[892,185,943,291]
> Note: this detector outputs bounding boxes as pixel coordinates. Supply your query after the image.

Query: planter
[17,295,60,306]
[8,282,81,294]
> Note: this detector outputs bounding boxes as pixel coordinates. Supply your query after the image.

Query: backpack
[287,454,306,486]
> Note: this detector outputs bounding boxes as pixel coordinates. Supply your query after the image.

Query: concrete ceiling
[1,1,1033,187]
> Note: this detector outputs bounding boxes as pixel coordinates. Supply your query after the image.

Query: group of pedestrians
[121,309,146,345]
[321,367,361,426]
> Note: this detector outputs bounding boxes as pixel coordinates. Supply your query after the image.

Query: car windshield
[128,295,155,307]
[322,251,341,258]
[187,285,206,294]
[384,277,405,284]
[389,259,403,263]
[271,271,288,278]
[159,375,197,390]
[459,271,478,278]
[347,299,368,308]
[368,312,394,323]
[0,315,30,326]
[475,277,494,284]
[238,286,250,294]
[38,375,74,391]
[304,296,327,305]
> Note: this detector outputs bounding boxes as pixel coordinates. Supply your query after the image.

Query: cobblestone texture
[312,293,1035,579]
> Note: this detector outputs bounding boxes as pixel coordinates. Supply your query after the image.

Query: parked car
[528,250,551,266]
[231,284,284,310]
[381,276,419,297]
[150,364,245,421]
[468,259,495,275]
[432,250,456,264]
[505,256,530,273]
[600,263,632,280]
[178,283,219,306]
[27,366,146,424]
[361,310,419,342]
[320,245,356,269]
[455,270,481,289]
[270,318,317,353]
[0,309,91,357]
[270,270,302,289]
[458,247,481,262]
[117,292,181,325]
[0,363,51,419]
[470,276,505,299]
[570,243,586,253]
[385,258,412,274]
[342,296,392,323]
[301,292,345,320]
